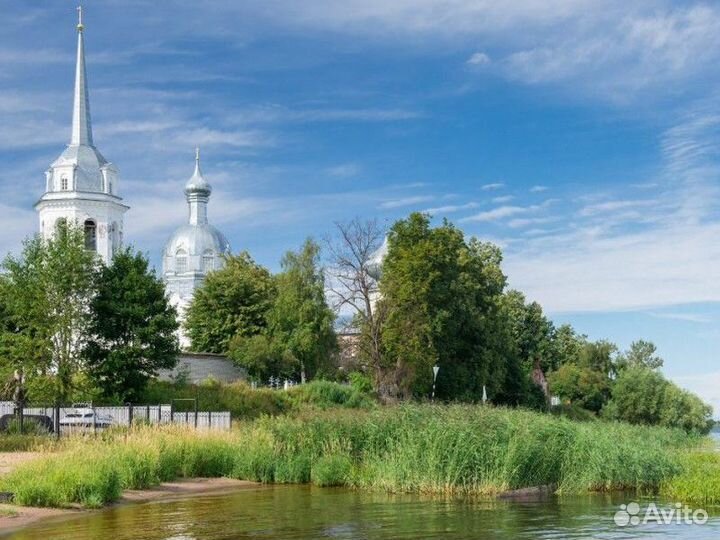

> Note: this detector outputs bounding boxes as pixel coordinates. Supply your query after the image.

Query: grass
[138,379,373,419]
[0,404,703,509]
[661,447,720,506]
[0,435,52,453]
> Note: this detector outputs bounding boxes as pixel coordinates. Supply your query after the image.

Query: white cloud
[461,205,527,223]
[424,202,478,215]
[672,372,720,419]
[466,52,490,65]
[379,195,434,209]
[492,195,514,203]
[530,185,548,193]
[325,163,361,178]
[481,182,504,191]
[646,312,712,324]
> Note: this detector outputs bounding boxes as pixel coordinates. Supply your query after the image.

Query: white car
[59,405,113,428]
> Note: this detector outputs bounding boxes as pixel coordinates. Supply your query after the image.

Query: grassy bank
[139,379,373,419]
[0,404,702,508]
[662,448,720,506]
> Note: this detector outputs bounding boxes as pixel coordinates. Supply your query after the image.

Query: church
[36,9,232,356]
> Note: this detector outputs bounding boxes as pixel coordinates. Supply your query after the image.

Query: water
[2,486,719,540]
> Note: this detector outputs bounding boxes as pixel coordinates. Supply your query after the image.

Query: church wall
[158,352,247,384]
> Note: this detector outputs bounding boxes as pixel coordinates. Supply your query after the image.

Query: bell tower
[34,7,129,263]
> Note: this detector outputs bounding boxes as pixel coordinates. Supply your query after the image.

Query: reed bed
[0,404,702,508]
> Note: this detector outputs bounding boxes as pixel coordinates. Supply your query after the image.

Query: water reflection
[3,486,719,540]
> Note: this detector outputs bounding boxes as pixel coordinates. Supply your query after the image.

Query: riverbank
[0,477,260,534]
[0,404,705,510]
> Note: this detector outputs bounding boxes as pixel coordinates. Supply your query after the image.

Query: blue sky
[2,1,720,413]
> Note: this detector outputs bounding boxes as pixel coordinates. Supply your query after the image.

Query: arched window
[61,176,69,190]
[202,250,214,273]
[111,222,119,254]
[176,249,188,273]
[84,219,97,251]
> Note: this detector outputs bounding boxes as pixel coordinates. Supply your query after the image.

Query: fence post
[194,399,198,429]
[54,405,60,440]
[127,403,133,427]
[170,402,174,424]
[209,411,212,429]
[93,405,97,435]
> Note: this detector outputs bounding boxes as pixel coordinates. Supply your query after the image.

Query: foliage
[84,249,179,402]
[547,363,610,413]
[2,405,701,509]
[286,380,375,409]
[0,224,98,403]
[502,290,554,372]
[602,367,713,434]
[265,239,337,380]
[616,340,664,371]
[140,379,292,419]
[379,213,516,402]
[185,252,275,354]
[230,240,337,382]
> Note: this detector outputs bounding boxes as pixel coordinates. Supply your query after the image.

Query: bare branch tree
[325,218,386,380]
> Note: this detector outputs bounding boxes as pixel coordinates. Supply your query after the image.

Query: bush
[287,380,375,409]
[603,368,713,435]
[140,379,292,419]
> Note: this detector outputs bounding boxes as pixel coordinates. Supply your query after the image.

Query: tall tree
[0,223,98,403]
[380,213,515,401]
[185,252,275,353]
[325,219,386,385]
[502,290,555,371]
[267,239,337,380]
[615,340,664,371]
[84,249,179,401]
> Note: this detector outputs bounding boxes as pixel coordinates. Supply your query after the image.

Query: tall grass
[0,405,702,508]
[661,448,720,505]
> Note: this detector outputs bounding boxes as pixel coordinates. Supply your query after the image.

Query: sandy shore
[0,477,261,535]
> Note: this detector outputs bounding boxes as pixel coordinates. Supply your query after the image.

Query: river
[2,485,718,539]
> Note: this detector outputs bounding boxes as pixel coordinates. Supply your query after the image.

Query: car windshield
[83,413,94,418]
[65,413,81,418]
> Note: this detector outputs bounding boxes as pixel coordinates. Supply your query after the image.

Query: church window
[176,249,188,273]
[84,219,97,251]
[202,251,214,273]
[61,176,69,190]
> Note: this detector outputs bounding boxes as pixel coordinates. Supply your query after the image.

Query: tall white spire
[71,6,93,146]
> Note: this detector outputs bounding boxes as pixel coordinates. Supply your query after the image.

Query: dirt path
[0,453,41,475]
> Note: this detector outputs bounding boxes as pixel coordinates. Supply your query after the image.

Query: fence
[0,402,231,436]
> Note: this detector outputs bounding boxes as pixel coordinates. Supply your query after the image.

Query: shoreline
[0,477,262,535]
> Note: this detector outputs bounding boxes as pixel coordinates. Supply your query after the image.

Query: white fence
[0,402,231,433]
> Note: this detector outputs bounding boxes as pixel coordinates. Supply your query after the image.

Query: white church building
[35,9,232,355]
[35,9,127,262]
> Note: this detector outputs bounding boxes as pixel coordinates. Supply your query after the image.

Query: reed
[0,405,703,508]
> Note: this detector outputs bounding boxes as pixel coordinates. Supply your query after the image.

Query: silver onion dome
[162,150,231,298]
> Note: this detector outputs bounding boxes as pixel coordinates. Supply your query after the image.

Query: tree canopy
[185,252,275,354]
[84,249,179,402]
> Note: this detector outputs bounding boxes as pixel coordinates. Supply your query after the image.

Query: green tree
[616,340,664,371]
[229,240,337,382]
[502,290,555,371]
[547,363,609,413]
[185,252,275,353]
[0,224,98,403]
[266,239,337,380]
[380,213,514,401]
[84,249,179,402]
[602,367,666,425]
[603,367,712,434]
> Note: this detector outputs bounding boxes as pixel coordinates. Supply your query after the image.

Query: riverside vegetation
[0,403,712,509]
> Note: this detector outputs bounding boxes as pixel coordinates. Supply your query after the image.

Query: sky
[1,1,720,414]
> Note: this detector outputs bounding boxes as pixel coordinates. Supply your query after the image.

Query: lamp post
[431,365,440,401]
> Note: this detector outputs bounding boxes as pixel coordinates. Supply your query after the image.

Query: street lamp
[431,365,440,401]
